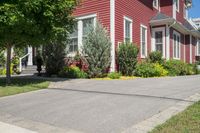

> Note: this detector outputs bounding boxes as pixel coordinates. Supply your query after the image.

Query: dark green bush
[0,50,5,67]
[148,51,164,64]
[163,60,195,76]
[117,43,139,76]
[135,62,168,78]
[108,72,122,79]
[59,66,88,79]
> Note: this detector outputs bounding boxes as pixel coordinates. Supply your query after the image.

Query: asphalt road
[0,75,200,133]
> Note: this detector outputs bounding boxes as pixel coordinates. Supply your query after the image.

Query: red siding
[160,0,173,17]
[176,0,187,24]
[73,0,110,32]
[115,0,158,57]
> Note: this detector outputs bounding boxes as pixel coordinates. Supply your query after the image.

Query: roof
[183,20,195,30]
[150,12,171,21]
[150,12,200,37]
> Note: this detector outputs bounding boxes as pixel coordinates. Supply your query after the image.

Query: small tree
[82,22,111,78]
[117,43,139,76]
[42,41,67,76]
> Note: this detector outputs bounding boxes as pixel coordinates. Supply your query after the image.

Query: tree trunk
[6,44,12,85]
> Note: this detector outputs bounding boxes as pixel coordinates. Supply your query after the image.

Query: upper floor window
[124,16,132,43]
[175,0,179,12]
[183,4,188,19]
[153,0,159,9]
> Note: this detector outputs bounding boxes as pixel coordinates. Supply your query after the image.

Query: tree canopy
[0,0,79,84]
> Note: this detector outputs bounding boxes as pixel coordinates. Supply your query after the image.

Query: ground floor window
[197,39,200,56]
[69,24,78,53]
[173,31,181,59]
[69,14,96,54]
[124,16,133,43]
[140,25,147,58]
[152,27,165,57]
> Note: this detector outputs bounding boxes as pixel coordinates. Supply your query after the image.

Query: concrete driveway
[0,75,200,133]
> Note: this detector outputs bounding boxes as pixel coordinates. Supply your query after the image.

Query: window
[152,28,165,57]
[69,24,78,53]
[153,0,159,9]
[175,0,179,12]
[140,25,147,58]
[173,31,181,59]
[82,18,94,41]
[124,16,132,43]
[68,14,96,54]
[197,40,200,56]
[183,4,188,19]
[155,31,163,54]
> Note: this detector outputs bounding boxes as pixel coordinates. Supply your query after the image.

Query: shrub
[108,72,122,79]
[82,21,111,78]
[59,66,88,79]
[163,60,194,76]
[43,42,66,76]
[0,67,14,75]
[117,43,139,76]
[135,62,168,78]
[148,51,164,64]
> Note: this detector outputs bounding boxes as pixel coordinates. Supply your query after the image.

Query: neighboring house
[192,18,200,29]
[70,0,200,72]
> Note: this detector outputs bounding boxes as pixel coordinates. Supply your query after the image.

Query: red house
[69,0,200,72]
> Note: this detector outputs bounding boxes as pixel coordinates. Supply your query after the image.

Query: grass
[150,101,200,133]
[0,78,49,97]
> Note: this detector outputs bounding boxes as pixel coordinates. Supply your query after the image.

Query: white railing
[19,53,30,72]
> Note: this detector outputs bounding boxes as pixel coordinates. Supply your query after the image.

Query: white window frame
[197,39,200,56]
[140,24,148,58]
[176,0,180,12]
[124,16,133,43]
[153,0,159,10]
[68,14,97,56]
[152,27,166,58]
[183,4,188,19]
[173,31,181,60]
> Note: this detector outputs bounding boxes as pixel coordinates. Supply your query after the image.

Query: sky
[189,0,200,18]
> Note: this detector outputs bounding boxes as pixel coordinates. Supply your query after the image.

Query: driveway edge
[122,92,200,133]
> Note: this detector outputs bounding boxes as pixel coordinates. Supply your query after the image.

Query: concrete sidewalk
[0,121,36,133]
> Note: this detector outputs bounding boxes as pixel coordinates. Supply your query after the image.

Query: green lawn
[0,78,49,97]
[150,101,200,133]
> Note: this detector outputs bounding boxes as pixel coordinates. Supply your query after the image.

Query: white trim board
[110,0,115,72]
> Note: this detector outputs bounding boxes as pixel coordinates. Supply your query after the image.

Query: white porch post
[110,0,115,72]
[166,25,170,60]
[27,47,33,66]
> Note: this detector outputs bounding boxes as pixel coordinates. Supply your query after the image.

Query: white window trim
[68,14,97,57]
[152,27,166,58]
[183,4,188,19]
[124,16,133,43]
[197,39,200,56]
[176,0,180,12]
[140,24,148,58]
[153,0,159,10]
[173,31,181,60]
